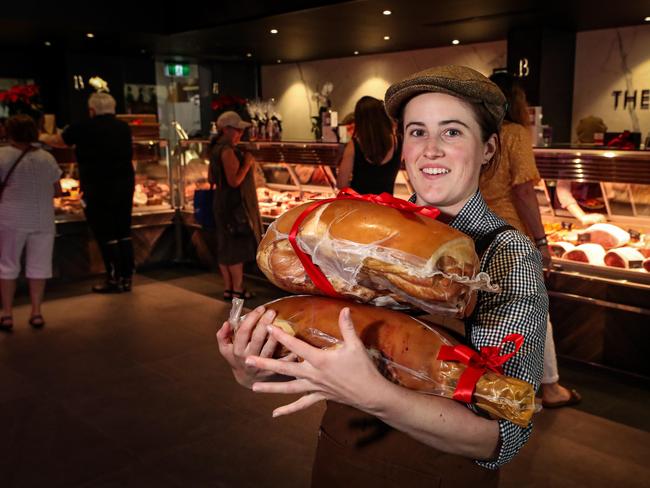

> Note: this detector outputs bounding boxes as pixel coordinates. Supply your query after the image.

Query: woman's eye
[444,128,461,137]
[409,128,426,137]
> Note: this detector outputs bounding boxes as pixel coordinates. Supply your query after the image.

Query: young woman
[336,96,400,195]
[208,111,263,301]
[217,66,547,485]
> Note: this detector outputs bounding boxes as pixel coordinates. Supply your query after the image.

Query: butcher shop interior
[0,2,648,487]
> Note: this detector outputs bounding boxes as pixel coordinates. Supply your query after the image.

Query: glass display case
[178,139,413,222]
[534,148,650,284]
[51,139,173,223]
[533,147,650,377]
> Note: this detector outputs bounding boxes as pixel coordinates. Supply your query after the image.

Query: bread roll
[265,295,535,427]
[257,199,496,316]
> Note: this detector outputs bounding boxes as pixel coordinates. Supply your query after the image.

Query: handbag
[193,185,216,229]
[0,147,33,202]
[223,204,252,237]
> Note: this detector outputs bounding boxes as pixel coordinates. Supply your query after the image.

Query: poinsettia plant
[211,95,248,114]
[0,84,44,119]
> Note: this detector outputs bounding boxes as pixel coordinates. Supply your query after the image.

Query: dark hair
[396,97,501,172]
[354,96,394,165]
[6,114,38,144]
[489,72,529,127]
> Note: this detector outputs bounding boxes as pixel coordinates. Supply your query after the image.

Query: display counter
[534,147,650,377]
[48,139,176,279]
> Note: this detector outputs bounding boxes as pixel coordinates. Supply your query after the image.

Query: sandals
[29,315,45,328]
[0,316,13,331]
[223,289,234,302]
[542,388,582,409]
[232,289,256,300]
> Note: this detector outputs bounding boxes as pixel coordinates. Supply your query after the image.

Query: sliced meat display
[644,258,650,273]
[549,242,575,258]
[578,223,630,250]
[604,247,645,269]
[562,243,606,265]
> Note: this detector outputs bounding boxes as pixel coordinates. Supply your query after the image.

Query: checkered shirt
[412,190,548,469]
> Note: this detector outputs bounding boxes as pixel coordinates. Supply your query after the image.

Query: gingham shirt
[412,190,547,469]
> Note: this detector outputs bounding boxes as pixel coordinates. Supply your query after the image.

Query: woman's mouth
[421,167,450,176]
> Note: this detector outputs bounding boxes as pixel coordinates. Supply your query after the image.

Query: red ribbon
[436,334,525,403]
[287,187,441,297]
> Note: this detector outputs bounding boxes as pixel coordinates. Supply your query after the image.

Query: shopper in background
[0,114,62,330]
[40,93,135,293]
[208,111,262,301]
[479,71,581,409]
[336,96,400,194]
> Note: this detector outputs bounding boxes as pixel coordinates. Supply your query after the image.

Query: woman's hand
[245,307,389,418]
[216,306,294,388]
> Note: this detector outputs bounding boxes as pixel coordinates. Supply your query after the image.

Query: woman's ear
[482,133,498,165]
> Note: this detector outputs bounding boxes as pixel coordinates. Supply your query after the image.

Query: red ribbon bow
[287,187,440,297]
[436,334,525,403]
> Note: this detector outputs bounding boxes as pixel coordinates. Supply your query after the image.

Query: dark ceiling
[2,1,650,64]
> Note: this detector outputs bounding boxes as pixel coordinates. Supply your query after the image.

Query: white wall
[261,41,506,141]
[572,24,650,143]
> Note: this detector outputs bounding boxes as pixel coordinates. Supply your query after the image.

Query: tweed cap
[384,65,507,127]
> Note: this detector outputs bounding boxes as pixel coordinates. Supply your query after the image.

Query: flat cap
[384,65,507,127]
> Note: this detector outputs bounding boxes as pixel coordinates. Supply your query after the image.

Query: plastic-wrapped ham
[562,243,606,265]
[604,247,645,269]
[549,242,575,258]
[578,223,630,250]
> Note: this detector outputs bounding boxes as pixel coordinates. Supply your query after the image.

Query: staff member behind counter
[218,66,547,486]
[39,93,135,293]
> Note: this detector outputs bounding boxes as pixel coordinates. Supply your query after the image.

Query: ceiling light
[383,10,392,15]
[246,52,252,57]
[645,16,650,21]
[384,35,390,40]
[140,49,146,54]
[452,39,460,45]
[44,41,51,46]
[354,51,359,55]
[277,59,282,63]
[270,29,278,34]
[86,33,95,38]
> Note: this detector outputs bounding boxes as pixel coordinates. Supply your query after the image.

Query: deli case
[49,139,176,278]
[534,148,650,377]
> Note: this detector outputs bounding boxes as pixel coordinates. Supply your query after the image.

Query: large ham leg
[261,295,535,427]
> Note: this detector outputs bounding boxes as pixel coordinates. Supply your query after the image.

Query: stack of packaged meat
[548,223,650,272]
[245,193,538,426]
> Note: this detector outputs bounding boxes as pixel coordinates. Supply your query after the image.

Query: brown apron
[311,402,499,488]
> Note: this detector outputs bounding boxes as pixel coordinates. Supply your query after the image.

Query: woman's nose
[423,137,443,158]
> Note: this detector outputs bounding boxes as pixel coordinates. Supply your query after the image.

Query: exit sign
[164,63,190,77]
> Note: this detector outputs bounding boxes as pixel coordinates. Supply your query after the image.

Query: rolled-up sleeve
[469,234,547,469]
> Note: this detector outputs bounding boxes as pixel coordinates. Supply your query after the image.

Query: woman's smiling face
[401,92,497,216]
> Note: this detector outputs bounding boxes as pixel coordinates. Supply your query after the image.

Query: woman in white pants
[0,114,61,330]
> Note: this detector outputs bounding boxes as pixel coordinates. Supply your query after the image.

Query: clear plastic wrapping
[251,296,536,427]
[257,200,498,317]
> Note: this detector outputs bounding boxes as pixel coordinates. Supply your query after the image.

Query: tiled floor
[1,267,648,487]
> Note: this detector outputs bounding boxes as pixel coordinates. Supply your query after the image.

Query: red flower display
[0,84,43,118]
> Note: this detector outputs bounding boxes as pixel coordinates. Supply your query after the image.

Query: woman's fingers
[272,392,326,418]
[259,334,279,358]
[266,325,319,363]
[248,309,276,355]
[216,321,233,355]
[337,307,360,346]
[233,306,265,357]
[246,354,303,378]
[252,378,314,395]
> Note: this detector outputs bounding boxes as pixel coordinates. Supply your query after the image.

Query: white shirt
[0,145,62,233]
